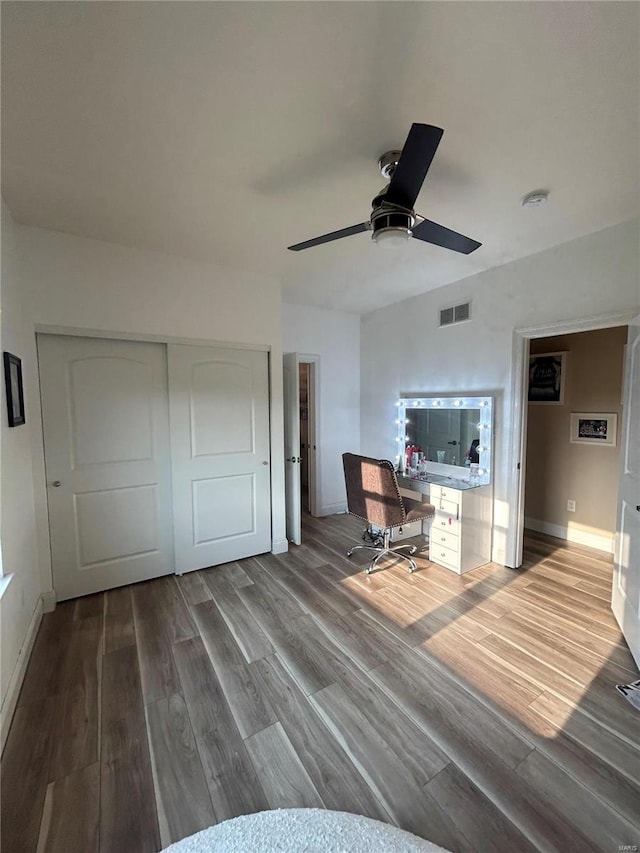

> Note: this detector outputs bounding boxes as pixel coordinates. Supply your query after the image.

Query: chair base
[346,542,419,574]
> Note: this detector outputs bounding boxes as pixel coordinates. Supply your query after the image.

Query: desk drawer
[435,497,459,516]
[430,528,459,552]
[432,542,460,571]
[435,486,461,504]
[431,511,461,536]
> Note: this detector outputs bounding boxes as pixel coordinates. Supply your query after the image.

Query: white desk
[398,473,493,574]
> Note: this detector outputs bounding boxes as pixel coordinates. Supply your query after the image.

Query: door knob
[262,461,269,466]
[51,480,61,487]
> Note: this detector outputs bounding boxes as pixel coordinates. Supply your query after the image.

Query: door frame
[505,310,637,569]
[33,324,287,600]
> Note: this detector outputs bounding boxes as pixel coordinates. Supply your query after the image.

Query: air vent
[439,301,471,327]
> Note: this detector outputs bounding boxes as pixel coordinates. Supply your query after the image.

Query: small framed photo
[3,352,25,427]
[570,412,617,447]
[528,352,566,405]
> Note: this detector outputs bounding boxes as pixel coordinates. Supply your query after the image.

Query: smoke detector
[521,189,549,208]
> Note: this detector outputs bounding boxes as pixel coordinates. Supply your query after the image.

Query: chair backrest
[342,453,406,529]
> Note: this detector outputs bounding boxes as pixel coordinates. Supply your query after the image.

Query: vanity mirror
[396,395,493,485]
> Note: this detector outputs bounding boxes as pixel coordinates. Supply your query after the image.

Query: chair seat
[403,497,436,524]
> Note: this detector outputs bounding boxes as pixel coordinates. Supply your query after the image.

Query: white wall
[16,224,287,597]
[282,303,360,515]
[361,219,640,565]
[0,204,43,740]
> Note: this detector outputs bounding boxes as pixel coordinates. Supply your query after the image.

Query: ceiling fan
[288,123,481,254]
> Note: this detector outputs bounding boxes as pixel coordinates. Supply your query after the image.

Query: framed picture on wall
[528,351,566,405]
[570,412,617,447]
[3,351,25,427]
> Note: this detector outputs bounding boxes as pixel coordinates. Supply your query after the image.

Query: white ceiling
[2,2,638,313]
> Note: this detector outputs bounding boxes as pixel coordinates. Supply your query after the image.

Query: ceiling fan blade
[412,218,481,254]
[385,124,444,210]
[288,222,370,251]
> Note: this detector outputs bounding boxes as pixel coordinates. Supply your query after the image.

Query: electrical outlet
[567,500,576,512]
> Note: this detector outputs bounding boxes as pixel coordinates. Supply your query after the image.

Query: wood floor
[2,514,639,853]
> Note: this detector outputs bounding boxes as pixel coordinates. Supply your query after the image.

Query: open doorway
[523,326,627,555]
[283,353,318,544]
[299,362,313,513]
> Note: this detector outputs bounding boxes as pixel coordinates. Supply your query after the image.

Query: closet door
[168,345,271,573]
[38,334,174,600]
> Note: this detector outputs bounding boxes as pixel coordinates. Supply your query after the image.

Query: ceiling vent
[439,301,471,327]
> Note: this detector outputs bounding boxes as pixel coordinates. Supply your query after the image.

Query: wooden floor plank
[307,602,404,670]
[173,636,270,822]
[202,568,274,662]
[131,582,181,704]
[146,693,215,847]
[417,630,544,719]
[368,654,599,852]
[244,721,325,809]
[149,576,198,644]
[100,710,159,853]
[190,600,276,739]
[216,560,255,589]
[242,555,311,620]
[1,696,56,853]
[175,571,213,606]
[102,645,144,730]
[73,593,104,621]
[516,748,640,850]
[251,654,391,821]
[17,603,75,707]
[310,682,463,852]
[372,646,535,770]
[528,690,640,784]
[48,616,102,782]
[478,633,640,741]
[104,587,135,654]
[425,763,538,853]
[236,584,336,695]
[36,763,100,853]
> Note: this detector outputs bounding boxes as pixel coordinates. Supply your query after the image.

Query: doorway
[505,311,636,571]
[283,353,318,545]
[522,327,627,555]
[299,360,318,516]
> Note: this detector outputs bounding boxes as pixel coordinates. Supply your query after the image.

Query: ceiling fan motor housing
[370,205,415,241]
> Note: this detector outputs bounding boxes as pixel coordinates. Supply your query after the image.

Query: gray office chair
[342,452,436,574]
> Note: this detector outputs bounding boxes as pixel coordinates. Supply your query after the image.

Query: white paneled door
[168,345,272,574]
[38,335,174,600]
[612,316,640,667]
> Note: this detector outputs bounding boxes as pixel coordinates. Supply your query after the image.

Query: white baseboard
[271,538,289,555]
[524,517,614,554]
[1,596,44,754]
[41,590,56,613]
[316,502,347,517]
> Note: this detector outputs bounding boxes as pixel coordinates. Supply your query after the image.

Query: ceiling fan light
[373,227,411,249]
